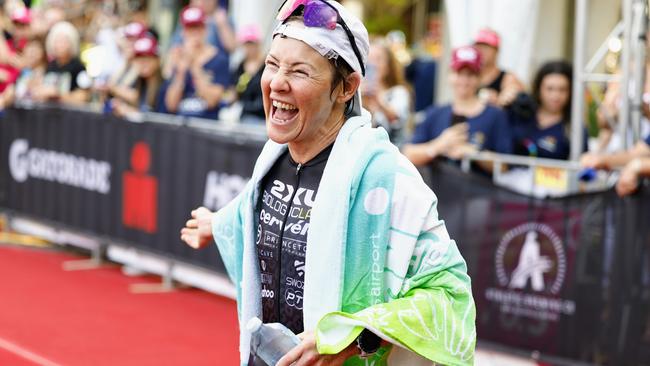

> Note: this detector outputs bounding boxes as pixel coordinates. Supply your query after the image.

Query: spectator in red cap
[0,5,35,96]
[9,7,31,49]
[108,34,163,120]
[228,24,266,124]
[99,21,152,105]
[0,38,48,108]
[161,6,231,120]
[167,0,236,74]
[474,28,524,108]
[403,45,512,173]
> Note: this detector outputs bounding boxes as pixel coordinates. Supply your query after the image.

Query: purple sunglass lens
[303,0,338,30]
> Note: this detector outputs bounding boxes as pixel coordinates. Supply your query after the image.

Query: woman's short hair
[46,21,80,58]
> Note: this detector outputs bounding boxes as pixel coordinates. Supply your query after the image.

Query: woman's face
[183,25,206,48]
[53,33,72,59]
[23,42,44,69]
[13,23,30,40]
[368,43,388,80]
[475,43,497,67]
[539,73,570,114]
[243,42,260,60]
[134,56,159,78]
[450,68,480,100]
[261,36,342,146]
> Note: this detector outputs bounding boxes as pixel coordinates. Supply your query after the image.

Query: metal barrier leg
[62,241,111,271]
[129,261,185,294]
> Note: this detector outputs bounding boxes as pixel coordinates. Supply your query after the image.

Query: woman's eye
[294,69,309,77]
[265,61,279,70]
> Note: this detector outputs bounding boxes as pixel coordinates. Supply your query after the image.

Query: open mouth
[271,100,299,125]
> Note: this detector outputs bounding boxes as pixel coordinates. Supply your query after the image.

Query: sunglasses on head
[276,0,365,76]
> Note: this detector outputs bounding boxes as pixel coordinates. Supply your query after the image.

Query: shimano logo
[9,139,111,194]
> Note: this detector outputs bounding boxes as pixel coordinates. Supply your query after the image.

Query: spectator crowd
[1,0,649,197]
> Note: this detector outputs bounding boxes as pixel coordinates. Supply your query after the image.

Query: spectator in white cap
[162,6,231,120]
[181,1,476,365]
[474,28,524,108]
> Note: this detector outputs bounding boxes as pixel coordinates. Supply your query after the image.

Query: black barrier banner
[3,107,650,364]
[426,163,650,365]
[0,107,264,271]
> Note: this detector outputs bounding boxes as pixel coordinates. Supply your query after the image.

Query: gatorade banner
[0,107,264,270]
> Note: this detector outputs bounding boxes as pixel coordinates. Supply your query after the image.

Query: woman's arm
[616,157,650,196]
[402,123,470,166]
[213,8,237,53]
[59,89,89,105]
[109,84,139,106]
[581,140,650,169]
[191,65,225,109]
[164,69,186,113]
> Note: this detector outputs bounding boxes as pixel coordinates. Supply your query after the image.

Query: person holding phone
[402,45,512,173]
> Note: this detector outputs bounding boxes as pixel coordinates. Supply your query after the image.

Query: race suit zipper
[275,162,302,321]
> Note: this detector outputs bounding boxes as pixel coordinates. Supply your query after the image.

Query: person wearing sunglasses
[181,1,475,365]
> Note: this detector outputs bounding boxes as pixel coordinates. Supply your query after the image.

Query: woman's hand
[434,123,469,155]
[180,207,215,249]
[580,152,606,169]
[616,159,641,196]
[276,331,358,366]
[446,142,478,160]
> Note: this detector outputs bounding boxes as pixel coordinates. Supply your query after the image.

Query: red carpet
[0,245,240,366]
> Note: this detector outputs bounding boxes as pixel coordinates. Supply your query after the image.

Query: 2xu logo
[495,222,567,295]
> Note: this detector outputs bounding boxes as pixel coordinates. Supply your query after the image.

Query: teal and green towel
[212,111,476,365]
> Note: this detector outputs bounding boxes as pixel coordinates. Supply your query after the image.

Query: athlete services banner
[0,107,264,271]
[427,163,650,365]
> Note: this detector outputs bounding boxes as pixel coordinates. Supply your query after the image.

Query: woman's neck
[56,55,72,65]
[288,112,345,164]
[452,97,483,116]
[537,108,563,129]
[480,65,500,84]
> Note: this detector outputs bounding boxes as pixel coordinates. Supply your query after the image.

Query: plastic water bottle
[247,317,301,366]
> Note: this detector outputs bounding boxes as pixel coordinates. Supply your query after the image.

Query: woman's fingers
[276,343,304,366]
[186,219,198,228]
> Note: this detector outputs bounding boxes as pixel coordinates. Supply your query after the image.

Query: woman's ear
[337,72,362,104]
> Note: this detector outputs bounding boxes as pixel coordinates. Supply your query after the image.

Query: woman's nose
[269,70,290,93]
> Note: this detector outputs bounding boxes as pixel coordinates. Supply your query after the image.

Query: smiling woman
[262,33,358,162]
[180,1,477,365]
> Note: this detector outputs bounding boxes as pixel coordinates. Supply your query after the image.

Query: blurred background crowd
[0,0,647,195]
